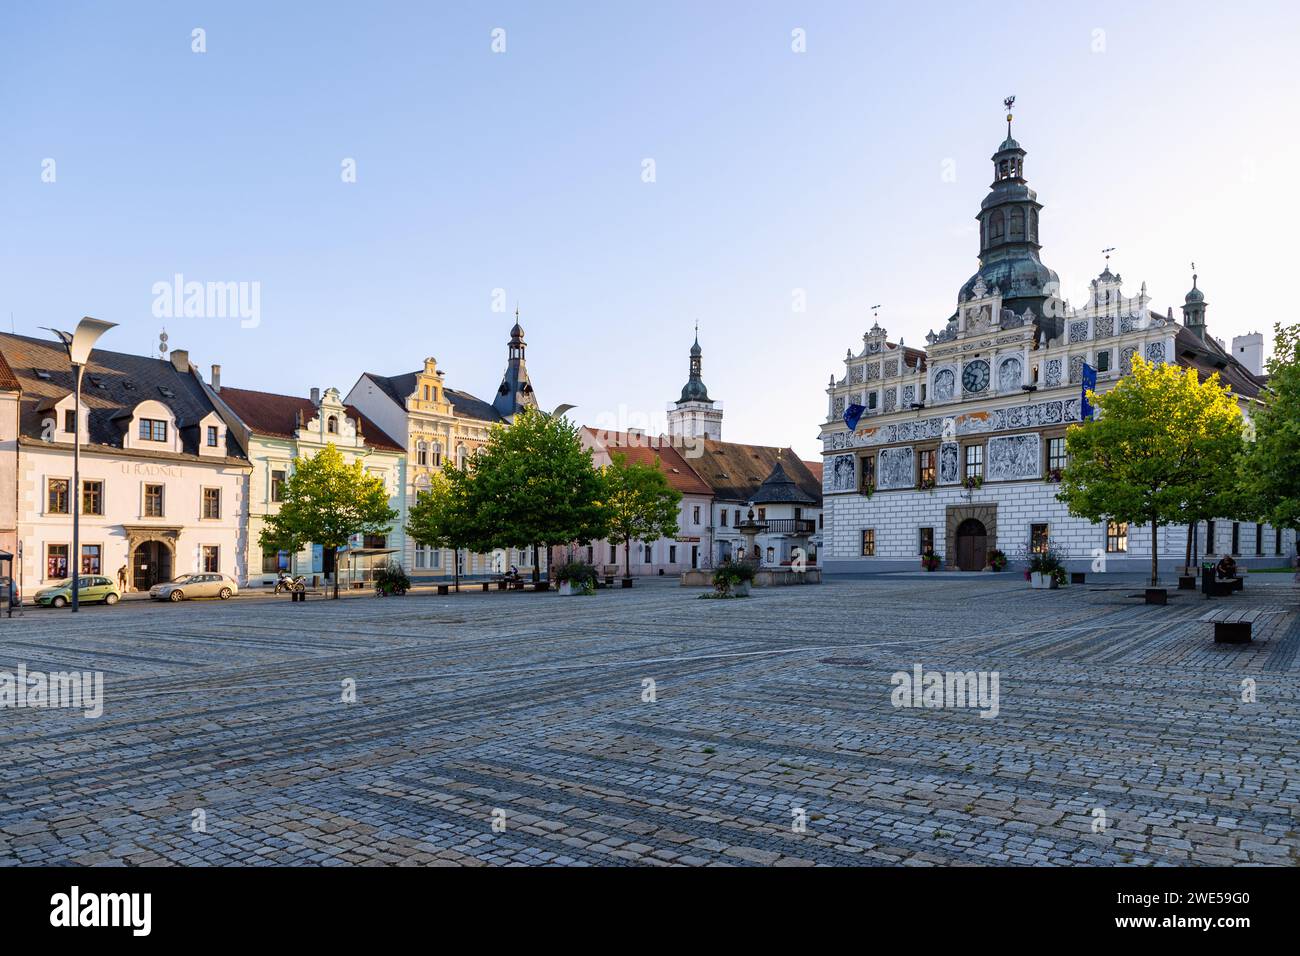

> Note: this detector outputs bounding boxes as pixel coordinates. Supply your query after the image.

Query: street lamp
[43,317,116,612]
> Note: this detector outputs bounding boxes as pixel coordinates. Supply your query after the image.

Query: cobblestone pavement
[2,574,1298,866]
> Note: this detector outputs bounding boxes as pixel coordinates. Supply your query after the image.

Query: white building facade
[819,117,1293,575]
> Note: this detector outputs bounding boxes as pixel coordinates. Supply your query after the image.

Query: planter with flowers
[921,550,942,572]
[986,549,1008,572]
[1044,467,1064,484]
[963,475,984,492]
[918,475,937,493]
[1025,547,1068,589]
[860,482,875,499]
[554,561,597,596]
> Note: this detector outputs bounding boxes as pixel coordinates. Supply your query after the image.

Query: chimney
[210,364,222,391]
[310,387,321,405]
[169,348,189,373]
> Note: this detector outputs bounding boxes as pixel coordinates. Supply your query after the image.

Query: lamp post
[44,318,116,612]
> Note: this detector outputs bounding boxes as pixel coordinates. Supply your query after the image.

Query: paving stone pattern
[1,575,1297,866]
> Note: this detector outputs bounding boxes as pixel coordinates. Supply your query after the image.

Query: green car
[34,576,122,608]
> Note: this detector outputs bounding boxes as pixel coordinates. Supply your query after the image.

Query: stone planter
[732,581,751,597]
[1070,572,1086,585]
[621,577,634,589]
[557,581,575,597]
[1178,575,1197,590]
[1145,588,1167,605]
[1029,572,1056,589]
[534,581,549,592]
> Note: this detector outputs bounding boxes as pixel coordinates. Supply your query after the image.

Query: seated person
[1215,554,1238,580]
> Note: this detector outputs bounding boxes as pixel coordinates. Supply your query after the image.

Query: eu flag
[1081,364,1097,420]
[843,403,866,432]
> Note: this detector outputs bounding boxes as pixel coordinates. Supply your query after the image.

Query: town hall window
[271,470,285,503]
[964,444,984,479]
[416,441,428,466]
[82,480,103,516]
[46,543,69,580]
[145,483,165,517]
[48,478,69,515]
[1106,520,1128,553]
[139,418,167,442]
[1031,523,1049,554]
[202,546,220,573]
[918,449,936,486]
[919,527,934,555]
[1096,350,1110,372]
[861,529,875,557]
[1047,437,1068,473]
[860,454,876,491]
[202,487,221,520]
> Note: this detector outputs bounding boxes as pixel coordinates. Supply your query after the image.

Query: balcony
[759,518,816,535]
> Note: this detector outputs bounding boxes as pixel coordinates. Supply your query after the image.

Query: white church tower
[667,325,724,442]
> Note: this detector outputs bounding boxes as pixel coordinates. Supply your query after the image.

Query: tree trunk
[624,539,631,579]
[333,547,341,600]
[1184,522,1193,575]
[453,547,460,593]
[531,544,540,583]
[1150,517,1159,587]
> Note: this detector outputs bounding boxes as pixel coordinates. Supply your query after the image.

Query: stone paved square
[1,575,1298,866]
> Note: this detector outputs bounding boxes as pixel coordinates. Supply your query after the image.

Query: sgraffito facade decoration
[876,446,914,491]
[986,433,1041,482]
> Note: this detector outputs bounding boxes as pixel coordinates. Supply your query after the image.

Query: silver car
[150,573,238,602]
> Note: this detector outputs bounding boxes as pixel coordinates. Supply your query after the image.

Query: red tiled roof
[218,385,404,452]
[582,427,713,496]
[0,348,20,392]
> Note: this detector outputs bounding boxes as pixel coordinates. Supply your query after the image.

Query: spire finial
[1191,262,1197,288]
[1003,95,1016,138]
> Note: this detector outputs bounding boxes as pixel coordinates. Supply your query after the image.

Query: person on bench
[1216,555,1238,580]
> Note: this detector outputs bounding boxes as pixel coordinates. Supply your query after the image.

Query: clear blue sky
[3,1,1297,457]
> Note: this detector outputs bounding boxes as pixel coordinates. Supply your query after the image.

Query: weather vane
[1103,247,1115,267]
[1004,95,1015,136]
[870,304,881,322]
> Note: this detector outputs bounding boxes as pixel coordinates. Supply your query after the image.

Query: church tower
[492,310,538,422]
[956,98,1064,333]
[667,326,723,442]
[1181,271,1208,341]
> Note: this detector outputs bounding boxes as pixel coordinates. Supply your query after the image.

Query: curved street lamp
[43,317,117,612]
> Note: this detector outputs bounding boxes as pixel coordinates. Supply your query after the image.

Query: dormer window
[206,425,219,447]
[327,416,338,434]
[64,410,77,433]
[139,418,167,442]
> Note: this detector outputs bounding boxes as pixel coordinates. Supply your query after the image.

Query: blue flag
[1081,363,1097,420]
[843,403,866,432]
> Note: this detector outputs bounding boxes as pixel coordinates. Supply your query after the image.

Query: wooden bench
[1200,607,1263,644]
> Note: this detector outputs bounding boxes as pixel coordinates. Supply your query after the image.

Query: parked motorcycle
[274,573,307,594]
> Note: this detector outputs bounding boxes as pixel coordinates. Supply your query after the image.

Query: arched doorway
[132,540,173,591]
[955,519,988,571]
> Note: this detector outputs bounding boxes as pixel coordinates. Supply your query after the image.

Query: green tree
[1058,356,1245,585]
[258,443,398,598]
[601,452,684,580]
[405,466,479,592]
[1244,322,1300,537]
[466,409,606,584]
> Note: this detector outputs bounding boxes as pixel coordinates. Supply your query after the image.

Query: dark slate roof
[1170,324,1265,400]
[0,331,245,460]
[751,460,816,505]
[364,371,502,423]
[217,385,404,452]
[689,439,823,505]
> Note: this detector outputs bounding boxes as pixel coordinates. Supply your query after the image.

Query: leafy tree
[258,443,398,598]
[1057,356,1245,585]
[405,466,479,592]
[465,409,606,583]
[601,452,684,579]
[1244,322,1300,537]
